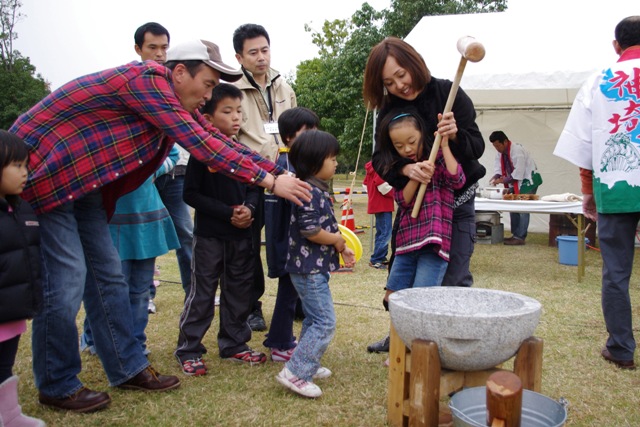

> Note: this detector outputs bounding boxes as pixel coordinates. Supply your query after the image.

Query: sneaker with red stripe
[276,367,322,398]
[223,350,267,365]
[179,357,207,376]
[271,347,295,362]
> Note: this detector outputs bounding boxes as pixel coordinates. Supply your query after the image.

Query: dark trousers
[175,235,254,361]
[599,212,640,360]
[251,190,266,312]
[441,196,476,287]
[155,173,194,294]
[0,334,20,383]
[263,274,298,350]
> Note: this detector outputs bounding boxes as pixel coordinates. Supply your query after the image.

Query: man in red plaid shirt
[9,39,311,412]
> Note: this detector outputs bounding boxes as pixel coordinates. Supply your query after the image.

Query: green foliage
[0,0,50,129]
[0,53,49,128]
[0,0,23,68]
[292,0,508,175]
[304,19,352,58]
[384,0,508,39]
[295,3,384,174]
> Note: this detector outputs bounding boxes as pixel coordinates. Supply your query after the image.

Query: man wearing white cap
[9,39,311,413]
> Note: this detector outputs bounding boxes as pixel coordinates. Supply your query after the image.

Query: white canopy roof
[403,0,636,232]
[405,0,637,107]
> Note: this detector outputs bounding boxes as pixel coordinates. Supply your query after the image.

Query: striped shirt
[9,61,284,215]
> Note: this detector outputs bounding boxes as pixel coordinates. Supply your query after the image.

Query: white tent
[405,0,637,232]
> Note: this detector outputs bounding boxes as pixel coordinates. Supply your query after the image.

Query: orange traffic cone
[340,188,356,231]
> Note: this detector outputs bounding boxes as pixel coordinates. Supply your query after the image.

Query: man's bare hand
[272,174,312,206]
[582,194,597,222]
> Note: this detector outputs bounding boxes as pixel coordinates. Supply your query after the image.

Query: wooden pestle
[486,371,523,427]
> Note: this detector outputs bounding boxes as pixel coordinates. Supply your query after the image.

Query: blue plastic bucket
[556,235,589,266]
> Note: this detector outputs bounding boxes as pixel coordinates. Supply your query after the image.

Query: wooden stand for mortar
[387,324,543,427]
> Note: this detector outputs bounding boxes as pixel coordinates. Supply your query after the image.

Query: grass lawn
[13,177,640,426]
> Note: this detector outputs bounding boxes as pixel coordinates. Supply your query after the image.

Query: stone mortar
[389,287,542,371]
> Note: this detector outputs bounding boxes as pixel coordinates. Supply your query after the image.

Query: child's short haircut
[0,130,28,173]
[288,130,340,181]
[0,130,29,204]
[200,83,243,116]
[277,107,320,144]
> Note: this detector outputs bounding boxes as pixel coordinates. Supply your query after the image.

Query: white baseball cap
[167,39,243,82]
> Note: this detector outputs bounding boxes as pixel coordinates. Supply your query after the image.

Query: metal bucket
[475,211,501,225]
[449,386,568,427]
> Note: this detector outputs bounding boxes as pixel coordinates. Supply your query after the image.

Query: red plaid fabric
[10,61,282,215]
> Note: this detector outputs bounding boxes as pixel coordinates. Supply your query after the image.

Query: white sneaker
[313,367,332,379]
[275,367,322,398]
[148,299,156,314]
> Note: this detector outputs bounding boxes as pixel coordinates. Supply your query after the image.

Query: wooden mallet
[410,36,485,218]
[486,371,523,427]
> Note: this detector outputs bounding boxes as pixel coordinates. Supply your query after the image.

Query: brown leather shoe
[601,347,636,370]
[39,387,111,412]
[504,238,525,245]
[118,366,181,391]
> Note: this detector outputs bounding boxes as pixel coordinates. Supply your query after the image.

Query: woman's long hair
[362,37,431,110]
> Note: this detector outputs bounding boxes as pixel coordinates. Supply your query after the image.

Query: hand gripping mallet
[410,36,485,218]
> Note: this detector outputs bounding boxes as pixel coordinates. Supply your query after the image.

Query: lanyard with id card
[264,121,279,134]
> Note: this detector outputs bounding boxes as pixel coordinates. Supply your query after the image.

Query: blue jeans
[83,259,154,355]
[509,212,530,240]
[122,258,154,353]
[510,186,538,240]
[32,192,149,398]
[155,174,193,293]
[287,272,336,381]
[370,212,392,264]
[386,246,447,291]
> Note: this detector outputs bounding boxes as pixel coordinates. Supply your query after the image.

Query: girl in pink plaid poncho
[375,108,465,304]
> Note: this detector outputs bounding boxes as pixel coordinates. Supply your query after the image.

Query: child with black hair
[0,129,45,426]
[376,107,465,295]
[275,130,355,398]
[371,107,465,365]
[264,107,320,362]
[175,84,265,376]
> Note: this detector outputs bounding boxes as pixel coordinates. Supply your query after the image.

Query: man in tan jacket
[233,23,297,331]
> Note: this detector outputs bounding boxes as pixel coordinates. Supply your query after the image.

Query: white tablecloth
[475,198,583,215]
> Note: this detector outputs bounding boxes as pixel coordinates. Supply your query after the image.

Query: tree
[295,4,385,173]
[0,0,21,69]
[292,0,508,175]
[384,0,508,39]
[0,0,49,129]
